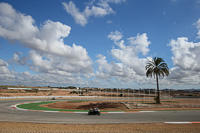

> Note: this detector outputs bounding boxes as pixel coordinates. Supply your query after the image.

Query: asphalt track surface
[0,99,200,124]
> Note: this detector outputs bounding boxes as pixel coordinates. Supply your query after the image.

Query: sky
[0,0,200,89]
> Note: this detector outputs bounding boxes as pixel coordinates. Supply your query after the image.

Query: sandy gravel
[0,122,200,133]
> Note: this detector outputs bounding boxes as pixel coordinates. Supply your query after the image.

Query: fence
[0,96,97,99]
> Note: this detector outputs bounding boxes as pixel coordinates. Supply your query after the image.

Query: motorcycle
[88,108,101,116]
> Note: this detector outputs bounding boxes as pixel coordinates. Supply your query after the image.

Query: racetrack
[0,99,200,124]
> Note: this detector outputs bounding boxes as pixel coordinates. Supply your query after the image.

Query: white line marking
[108,112,125,113]
[165,122,191,124]
[139,111,156,112]
[74,112,87,113]
[43,111,60,113]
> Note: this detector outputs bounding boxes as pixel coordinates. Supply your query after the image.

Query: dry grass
[0,122,200,133]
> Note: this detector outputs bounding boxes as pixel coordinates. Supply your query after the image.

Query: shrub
[70,91,78,94]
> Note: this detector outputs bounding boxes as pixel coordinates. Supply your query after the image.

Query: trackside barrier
[0,96,97,99]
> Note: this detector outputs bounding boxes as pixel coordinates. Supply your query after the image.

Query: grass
[17,101,88,112]
[16,101,122,112]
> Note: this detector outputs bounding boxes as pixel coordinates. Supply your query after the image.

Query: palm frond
[145,57,169,78]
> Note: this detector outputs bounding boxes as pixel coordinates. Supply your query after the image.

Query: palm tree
[146,57,169,104]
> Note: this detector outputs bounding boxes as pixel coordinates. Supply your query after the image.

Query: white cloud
[84,5,114,18]
[29,50,93,76]
[162,18,200,87]
[128,33,150,56]
[62,0,125,26]
[168,36,200,86]
[108,30,123,43]
[110,32,151,76]
[0,57,89,86]
[0,59,10,75]
[168,37,200,71]
[0,3,38,40]
[168,67,200,86]
[0,59,8,66]
[0,59,15,82]
[0,3,93,81]
[12,52,28,65]
[96,31,152,85]
[62,1,87,26]
[96,54,136,80]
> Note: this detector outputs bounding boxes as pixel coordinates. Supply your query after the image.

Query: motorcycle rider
[88,107,100,115]
[94,107,99,112]
[89,108,93,112]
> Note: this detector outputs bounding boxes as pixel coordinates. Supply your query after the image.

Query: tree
[146,57,169,103]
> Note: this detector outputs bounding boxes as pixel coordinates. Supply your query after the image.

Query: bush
[32,88,39,93]
[67,86,77,89]
[70,91,78,94]
[119,94,123,97]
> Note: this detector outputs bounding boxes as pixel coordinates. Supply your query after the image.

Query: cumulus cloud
[168,67,200,85]
[28,50,93,76]
[0,59,8,66]
[62,1,87,26]
[128,33,150,56]
[168,37,200,71]
[96,54,136,78]
[0,3,38,41]
[0,59,15,82]
[0,59,11,77]
[62,0,126,26]
[158,18,200,87]
[110,31,151,76]
[0,57,86,86]
[108,30,123,43]
[96,31,152,85]
[0,57,89,86]
[168,36,200,86]
[12,52,28,65]
[0,2,93,82]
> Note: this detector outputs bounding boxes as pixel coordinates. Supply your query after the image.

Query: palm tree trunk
[156,74,160,104]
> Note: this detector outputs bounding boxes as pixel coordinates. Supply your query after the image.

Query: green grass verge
[17,101,88,112]
[16,101,123,112]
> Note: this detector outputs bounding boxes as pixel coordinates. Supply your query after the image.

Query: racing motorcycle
[88,108,101,116]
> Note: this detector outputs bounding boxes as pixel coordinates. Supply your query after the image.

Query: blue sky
[0,0,200,89]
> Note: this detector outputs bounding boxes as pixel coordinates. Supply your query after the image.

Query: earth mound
[41,101,127,111]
